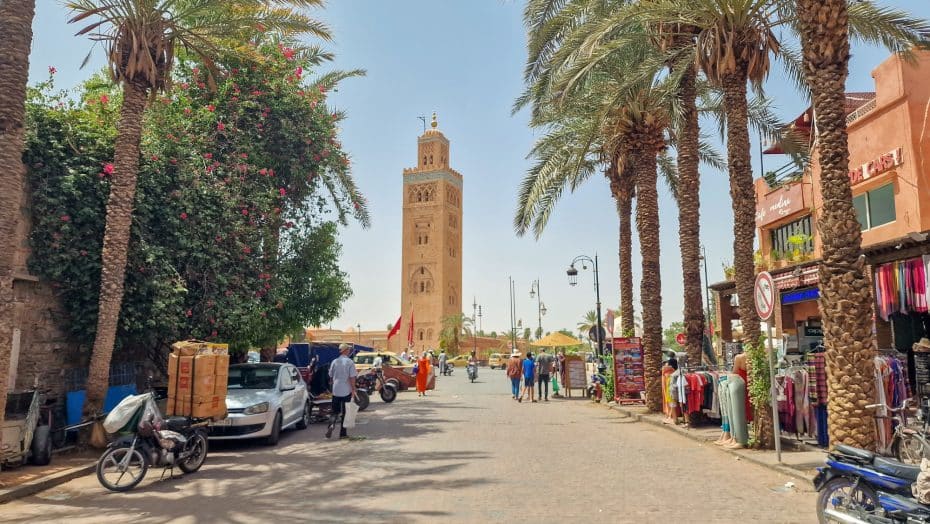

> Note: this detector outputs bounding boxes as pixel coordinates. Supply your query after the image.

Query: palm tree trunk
[608,160,636,336]
[631,140,662,412]
[722,69,772,448]
[798,0,877,449]
[84,81,149,416]
[676,64,704,365]
[0,0,36,427]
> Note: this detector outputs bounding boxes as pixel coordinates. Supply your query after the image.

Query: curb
[0,462,96,504]
[606,404,816,485]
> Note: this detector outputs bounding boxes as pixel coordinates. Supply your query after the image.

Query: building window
[770,215,814,258]
[418,330,424,341]
[854,183,896,231]
[427,329,433,339]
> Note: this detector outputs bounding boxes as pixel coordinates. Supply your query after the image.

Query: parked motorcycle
[815,443,922,523]
[466,362,478,383]
[96,392,209,492]
[587,373,607,402]
[356,368,397,404]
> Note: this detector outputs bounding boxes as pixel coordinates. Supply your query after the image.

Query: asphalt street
[0,367,817,523]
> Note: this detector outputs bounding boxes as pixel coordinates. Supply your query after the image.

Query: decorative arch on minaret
[410,266,435,295]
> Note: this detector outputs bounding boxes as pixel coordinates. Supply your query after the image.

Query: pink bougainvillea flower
[217,122,225,131]
[207,104,215,112]
[183,107,192,115]
[278,188,286,196]
[258,168,268,176]
[273,206,281,214]
[180,212,188,220]
[60,215,70,222]
[150,155,158,161]
[103,163,115,175]
[239,153,248,159]
[282,47,295,60]
[192,67,200,74]
[186,309,193,317]
[321,150,330,158]
[251,90,262,96]
[205,165,215,173]
[243,246,252,254]
[295,66,303,78]
[203,153,213,159]
[197,82,206,89]
[99,94,109,104]
[170,158,178,165]
[241,208,249,216]
[211,329,218,337]
[313,154,321,162]
[319,85,325,94]
[48,66,57,75]
[80,250,87,256]
[181,82,189,90]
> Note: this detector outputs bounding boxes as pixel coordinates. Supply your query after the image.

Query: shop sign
[755,183,804,227]
[848,147,903,185]
[781,287,820,306]
[804,325,823,337]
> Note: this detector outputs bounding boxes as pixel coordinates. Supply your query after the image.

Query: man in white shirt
[326,343,358,439]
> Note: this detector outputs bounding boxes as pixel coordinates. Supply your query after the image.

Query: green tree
[523,327,532,340]
[66,0,333,416]
[534,326,543,340]
[662,321,686,349]
[438,313,472,354]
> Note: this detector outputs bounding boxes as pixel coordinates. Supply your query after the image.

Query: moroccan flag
[407,311,415,345]
[387,316,402,340]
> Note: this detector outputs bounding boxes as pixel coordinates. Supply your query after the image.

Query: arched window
[423,155,427,165]
[420,267,425,275]
[424,235,428,244]
[420,282,425,293]
[418,330,424,341]
[425,281,431,292]
[427,329,433,339]
[429,154,433,164]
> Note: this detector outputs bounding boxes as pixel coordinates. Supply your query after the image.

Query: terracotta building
[389,113,464,354]
[711,50,930,378]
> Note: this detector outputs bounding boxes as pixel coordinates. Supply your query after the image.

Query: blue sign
[781,287,819,306]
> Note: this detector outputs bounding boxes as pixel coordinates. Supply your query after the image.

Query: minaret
[396,113,463,354]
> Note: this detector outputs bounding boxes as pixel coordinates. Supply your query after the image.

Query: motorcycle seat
[835,444,875,462]
[164,416,192,431]
[872,456,922,482]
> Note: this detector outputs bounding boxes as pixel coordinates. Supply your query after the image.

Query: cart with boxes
[166,340,229,420]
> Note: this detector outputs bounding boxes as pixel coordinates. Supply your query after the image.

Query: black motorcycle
[96,392,209,492]
[467,362,478,383]
[356,368,397,405]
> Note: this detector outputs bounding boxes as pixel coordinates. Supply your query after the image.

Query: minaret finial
[431,112,438,129]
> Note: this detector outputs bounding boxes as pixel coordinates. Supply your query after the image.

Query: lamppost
[472,297,479,357]
[356,323,361,344]
[509,277,516,350]
[529,279,547,339]
[699,245,714,331]
[567,254,603,356]
[477,305,483,333]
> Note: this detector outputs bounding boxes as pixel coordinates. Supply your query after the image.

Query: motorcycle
[587,373,607,402]
[815,443,923,523]
[96,392,209,492]
[466,362,478,383]
[356,368,397,404]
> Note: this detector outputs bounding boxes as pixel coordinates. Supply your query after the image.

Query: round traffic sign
[675,333,686,345]
[754,271,776,321]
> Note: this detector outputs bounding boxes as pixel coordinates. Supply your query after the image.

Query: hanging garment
[815,404,829,447]
[718,375,731,433]
[727,374,749,445]
[793,369,811,436]
[875,356,893,454]
[736,366,753,422]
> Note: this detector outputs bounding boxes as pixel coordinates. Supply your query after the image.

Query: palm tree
[0,0,36,427]
[67,0,330,417]
[439,313,473,354]
[793,1,928,449]
[607,163,637,336]
[576,310,600,335]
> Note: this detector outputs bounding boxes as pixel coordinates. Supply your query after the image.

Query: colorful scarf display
[875,258,929,321]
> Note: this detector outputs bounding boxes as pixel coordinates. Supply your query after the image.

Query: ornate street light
[566,254,603,356]
[529,279,546,338]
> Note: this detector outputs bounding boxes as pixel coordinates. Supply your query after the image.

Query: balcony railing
[762,160,805,189]
[846,98,877,125]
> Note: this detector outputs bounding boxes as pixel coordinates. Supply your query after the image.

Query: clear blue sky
[28,1,930,338]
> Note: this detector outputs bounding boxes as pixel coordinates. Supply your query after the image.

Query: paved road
[0,368,817,523]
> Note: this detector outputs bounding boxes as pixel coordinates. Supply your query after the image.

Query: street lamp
[356,323,361,344]
[472,297,479,358]
[529,279,546,339]
[567,254,603,356]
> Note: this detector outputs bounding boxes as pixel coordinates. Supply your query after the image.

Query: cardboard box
[168,354,218,378]
[167,394,226,419]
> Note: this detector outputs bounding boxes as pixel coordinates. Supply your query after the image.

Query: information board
[613,337,645,404]
[563,355,587,397]
[914,345,930,396]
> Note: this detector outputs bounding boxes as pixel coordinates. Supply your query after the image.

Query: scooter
[815,443,922,523]
[356,368,397,404]
[466,362,478,383]
[587,373,607,402]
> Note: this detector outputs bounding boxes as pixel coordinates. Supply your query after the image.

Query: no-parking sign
[754,271,776,321]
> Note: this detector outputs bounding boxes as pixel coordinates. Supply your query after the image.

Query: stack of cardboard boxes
[166,340,229,420]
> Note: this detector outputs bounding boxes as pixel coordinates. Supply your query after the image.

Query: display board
[563,355,587,397]
[613,337,645,404]
[914,346,930,396]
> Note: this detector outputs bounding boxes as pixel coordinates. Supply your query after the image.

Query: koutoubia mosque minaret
[396,113,463,353]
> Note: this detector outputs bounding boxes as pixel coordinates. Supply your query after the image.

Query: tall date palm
[66,0,331,417]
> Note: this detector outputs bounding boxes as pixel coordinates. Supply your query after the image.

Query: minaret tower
[396,113,463,353]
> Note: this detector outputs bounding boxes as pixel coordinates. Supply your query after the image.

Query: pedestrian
[506,350,522,399]
[535,350,554,401]
[416,351,431,397]
[400,349,408,362]
[556,351,566,389]
[519,351,536,403]
[438,350,448,376]
[326,343,358,439]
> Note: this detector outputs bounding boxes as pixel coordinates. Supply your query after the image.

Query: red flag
[387,316,402,340]
[407,311,415,345]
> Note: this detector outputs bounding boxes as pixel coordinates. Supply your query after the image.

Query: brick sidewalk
[0,451,96,504]
[607,403,825,483]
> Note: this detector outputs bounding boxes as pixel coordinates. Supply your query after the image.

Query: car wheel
[296,401,310,430]
[264,412,282,446]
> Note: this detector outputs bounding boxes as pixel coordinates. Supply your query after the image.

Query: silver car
[209,363,310,445]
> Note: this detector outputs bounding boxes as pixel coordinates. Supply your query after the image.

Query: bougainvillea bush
[25,41,367,354]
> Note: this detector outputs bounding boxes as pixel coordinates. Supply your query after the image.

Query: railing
[762,160,805,188]
[846,98,877,125]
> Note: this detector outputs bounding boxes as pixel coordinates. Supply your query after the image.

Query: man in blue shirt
[519,352,536,403]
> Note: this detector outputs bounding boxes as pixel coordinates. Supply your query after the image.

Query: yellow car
[487,353,506,369]
[445,355,471,369]
[354,352,413,372]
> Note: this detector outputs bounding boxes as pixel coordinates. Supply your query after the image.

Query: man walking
[438,350,448,376]
[519,351,536,403]
[326,343,358,439]
[506,350,522,399]
[536,350,554,401]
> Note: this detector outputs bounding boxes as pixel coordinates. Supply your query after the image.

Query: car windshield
[228,367,279,390]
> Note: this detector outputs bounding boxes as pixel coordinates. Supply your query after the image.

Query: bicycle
[867,398,930,465]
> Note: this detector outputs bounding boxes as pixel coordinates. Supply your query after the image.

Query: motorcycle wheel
[179,431,208,474]
[892,434,929,465]
[355,390,370,411]
[380,385,397,403]
[97,445,148,492]
[816,476,879,524]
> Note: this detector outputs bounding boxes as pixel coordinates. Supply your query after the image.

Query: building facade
[390,114,463,353]
[711,50,930,382]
